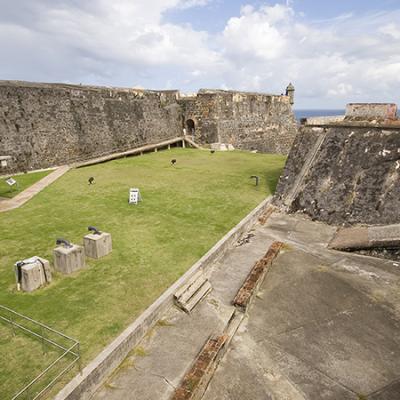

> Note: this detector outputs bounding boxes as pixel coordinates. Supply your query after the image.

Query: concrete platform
[204,213,400,400]
[93,212,400,400]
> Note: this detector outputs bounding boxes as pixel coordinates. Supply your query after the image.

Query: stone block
[53,244,85,274]
[15,257,52,292]
[345,103,398,121]
[84,232,112,259]
[210,143,228,151]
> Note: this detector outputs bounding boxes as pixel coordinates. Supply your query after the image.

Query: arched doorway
[186,119,195,136]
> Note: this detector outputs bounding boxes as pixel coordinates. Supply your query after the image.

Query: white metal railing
[0,305,81,400]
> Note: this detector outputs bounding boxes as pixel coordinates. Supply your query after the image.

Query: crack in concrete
[135,365,177,390]
[366,375,400,398]
[271,307,358,338]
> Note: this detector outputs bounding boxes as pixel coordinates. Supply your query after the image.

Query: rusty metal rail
[233,241,284,311]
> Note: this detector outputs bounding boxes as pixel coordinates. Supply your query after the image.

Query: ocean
[294,109,345,121]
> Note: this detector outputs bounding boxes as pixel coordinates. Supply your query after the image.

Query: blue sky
[0,0,399,108]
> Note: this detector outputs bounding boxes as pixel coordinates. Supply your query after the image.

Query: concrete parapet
[15,257,52,292]
[84,232,112,259]
[54,244,85,274]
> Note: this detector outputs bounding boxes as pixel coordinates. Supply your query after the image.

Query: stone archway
[186,119,195,135]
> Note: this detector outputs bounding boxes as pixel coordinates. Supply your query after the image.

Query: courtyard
[0,148,285,398]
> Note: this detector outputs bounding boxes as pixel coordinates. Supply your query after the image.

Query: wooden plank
[181,281,212,313]
[174,270,204,300]
[178,276,208,305]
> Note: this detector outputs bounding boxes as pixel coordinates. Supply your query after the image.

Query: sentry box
[14,257,52,292]
[53,238,85,275]
[83,226,112,259]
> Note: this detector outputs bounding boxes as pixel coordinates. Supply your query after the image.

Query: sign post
[129,188,142,205]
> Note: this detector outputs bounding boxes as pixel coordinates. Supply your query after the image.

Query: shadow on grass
[263,166,284,195]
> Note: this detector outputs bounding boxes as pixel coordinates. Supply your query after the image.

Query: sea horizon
[294,109,345,121]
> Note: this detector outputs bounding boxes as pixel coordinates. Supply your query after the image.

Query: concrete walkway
[0,166,70,212]
[92,211,400,400]
[93,224,276,399]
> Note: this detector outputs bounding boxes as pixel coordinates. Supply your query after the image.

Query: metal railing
[0,304,81,400]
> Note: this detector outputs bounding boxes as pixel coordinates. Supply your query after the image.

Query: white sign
[129,188,142,204]
[6,178,17,186]
[1,160,7,168]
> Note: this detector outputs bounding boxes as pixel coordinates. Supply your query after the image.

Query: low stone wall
[54,196,272,400]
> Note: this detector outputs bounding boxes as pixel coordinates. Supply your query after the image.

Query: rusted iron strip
[171,335,228,400]
[258,205,277,225]
[233,241,284,311]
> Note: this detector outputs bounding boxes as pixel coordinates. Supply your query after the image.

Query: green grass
[0,170,52,198]
[0,148,285,398]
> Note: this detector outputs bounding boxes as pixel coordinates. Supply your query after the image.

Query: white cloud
[0,1,399,107]
[380,23,400,39]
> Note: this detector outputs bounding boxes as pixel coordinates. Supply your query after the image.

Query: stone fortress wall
[179,89,297,154]
[274,103,400,225]
[0,81,182,173]
[0,81,297,173]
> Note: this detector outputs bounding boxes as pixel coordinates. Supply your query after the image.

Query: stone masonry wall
[179,90,297,154]
[274,121,400,225]
[0,81,181,173]
[0,82,297,173]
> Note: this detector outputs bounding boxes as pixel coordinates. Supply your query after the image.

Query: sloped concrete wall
[274,121,400,225]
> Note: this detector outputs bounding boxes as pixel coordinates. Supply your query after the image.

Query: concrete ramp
[329,224,400,250]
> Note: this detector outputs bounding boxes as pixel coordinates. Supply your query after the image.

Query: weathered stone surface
[84,232,112,259]
[0,81,181,173]
[54,244,85,274]
[274,105,400,225]
[179,89,297,154]
[345,103,397,121]
[15,256,52,292]
[0,82,297,174]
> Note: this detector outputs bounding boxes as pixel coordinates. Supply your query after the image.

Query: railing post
[10,313,16,336]
[77,343,82,374]
[41,326,46,354]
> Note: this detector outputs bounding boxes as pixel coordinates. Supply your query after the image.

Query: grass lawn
[0,170,52,198]
[0,148,286,398]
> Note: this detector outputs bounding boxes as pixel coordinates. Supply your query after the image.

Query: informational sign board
[129,188,142,204]
[1,160,7,168]
[6,178,17,187]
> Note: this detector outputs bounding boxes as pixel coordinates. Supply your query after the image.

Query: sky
[0,0,399,108]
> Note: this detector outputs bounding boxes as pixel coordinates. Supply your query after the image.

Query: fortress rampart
[179,89,297,154]
[0,81,181,173]
[0,81,297,173]
[274,103,400,225]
